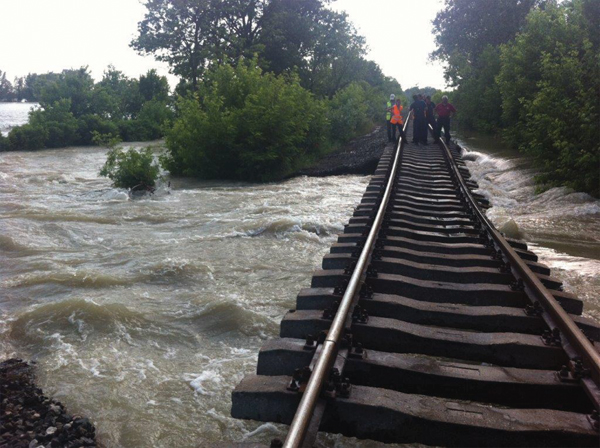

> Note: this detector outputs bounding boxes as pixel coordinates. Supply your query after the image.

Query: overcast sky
[0,0,447,91]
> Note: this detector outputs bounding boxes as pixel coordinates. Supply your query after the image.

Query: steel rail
[436,134,600,393]
[282,113,412,448]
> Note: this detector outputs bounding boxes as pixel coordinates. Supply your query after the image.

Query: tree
[163,58,328,181]
[131,0,379,98]
[0,70,14,101]
[35,68,94,117]
[138,69,170,103]
[259,1,368,97]
[13,77,25,101]
[432,0,543,74]
[131,0,220,90]
[430,0,543,132]
[28,99,80,148]
[497,0,599,195]
[100,146,162,191]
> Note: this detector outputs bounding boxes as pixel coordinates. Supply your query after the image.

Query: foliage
[451,46,502,132]
[28,99,80,148]
[35,68,95,117]
[131,0,392,98]
[404,86,439,101]
[78,114,120,146]
[7,124,47,151]
[163,59,329,181]
[328,82,381,144]
[0,70,13,101]
[131,0,221,90]
[0,134,8,151]
[432,0,543,84]
[99,146,162,190]
[431,0,599,196]
[498,0,599,195]
[4,67,172,150]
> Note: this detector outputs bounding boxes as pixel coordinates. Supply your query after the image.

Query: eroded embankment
[295,126,387,177]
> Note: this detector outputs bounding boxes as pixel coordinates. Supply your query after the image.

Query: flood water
[1,104,598,447]
[0,102,39,136]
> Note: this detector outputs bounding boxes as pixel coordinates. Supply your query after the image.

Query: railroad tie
[231,115,600,447]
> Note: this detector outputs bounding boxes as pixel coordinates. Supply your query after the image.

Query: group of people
[386,93,456,145]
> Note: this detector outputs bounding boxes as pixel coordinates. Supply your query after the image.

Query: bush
[136,100,173,140]
[78,114,120,145]
[0,134,8,151]
[28,99,80,148]
[7,124,47,150]
[328,82,372,144]
[99,146,161,190]
[163,59,329,182]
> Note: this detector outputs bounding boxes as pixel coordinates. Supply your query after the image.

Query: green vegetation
[0,70,42,102]
[163,60,328,181]
[4,0,404,184]
[139,0,403,182]
[2,67,173,151]
[99,144,162,191]
[432,0,599,196]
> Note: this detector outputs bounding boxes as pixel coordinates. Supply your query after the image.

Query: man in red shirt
[434,96,457,144]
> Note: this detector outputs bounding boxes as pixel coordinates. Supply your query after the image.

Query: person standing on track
[425,96,436,135]
[434,95,457,144]
[386,94,396,142]
[410,94,427,145]
[390,98,405,143]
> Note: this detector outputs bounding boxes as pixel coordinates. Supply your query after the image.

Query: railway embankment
[295,126,388,177]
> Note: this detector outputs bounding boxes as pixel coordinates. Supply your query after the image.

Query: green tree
[0,70,14,101]
[7,124,47,151]
[35,68,94,117]
[432,0,543,80]
[131,0,219,90]
[163,58,328,181]
[0,134,9,151]
[139,69,170,103]
[28,99,80,148]
[498,0,599,195]
[431,0,543,133]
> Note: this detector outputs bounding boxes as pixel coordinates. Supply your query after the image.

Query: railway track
[231,114,600,447]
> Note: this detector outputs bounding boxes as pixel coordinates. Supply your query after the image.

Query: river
[0,104,598,447]
[0,102,39,136]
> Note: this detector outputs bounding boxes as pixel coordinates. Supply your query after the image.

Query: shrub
[0,134,8,151]
[78,114,120,145]
[7,124,47,151]
[99,146,161,191]
[328,82,372,144]
[136,99,173,140]
[163,59,329,182]
[28,99,80,148]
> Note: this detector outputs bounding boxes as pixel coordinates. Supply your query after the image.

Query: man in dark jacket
[410,94,427,144]
[425,96,436,134]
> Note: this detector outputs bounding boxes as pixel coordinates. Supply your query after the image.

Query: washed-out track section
[230,121,600,447]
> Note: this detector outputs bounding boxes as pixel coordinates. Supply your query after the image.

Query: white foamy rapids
[457,141,600,322]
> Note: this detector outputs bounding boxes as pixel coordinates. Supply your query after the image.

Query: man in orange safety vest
[390,98,405,142]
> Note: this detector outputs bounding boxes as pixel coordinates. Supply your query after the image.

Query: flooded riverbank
[457,133,600,322]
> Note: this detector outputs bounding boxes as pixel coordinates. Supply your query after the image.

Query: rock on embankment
[296,126,388,177]
[1,359,96,448]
